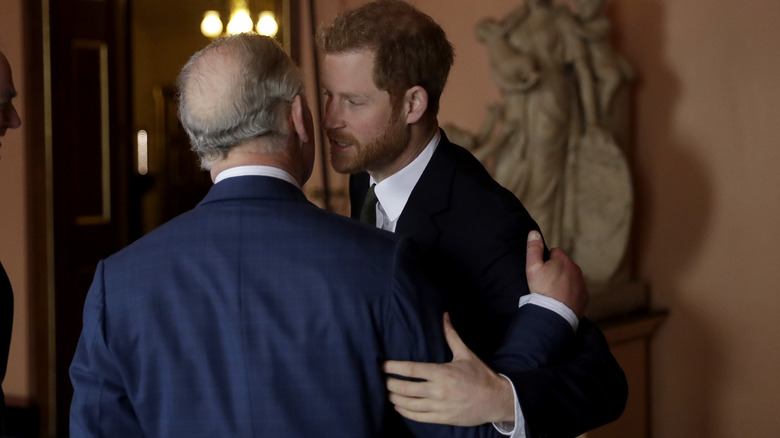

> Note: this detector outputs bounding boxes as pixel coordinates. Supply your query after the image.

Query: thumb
[526,230,545,277]
[443,312,471,360]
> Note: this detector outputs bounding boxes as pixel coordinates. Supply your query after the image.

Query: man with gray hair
[68,33,451,436]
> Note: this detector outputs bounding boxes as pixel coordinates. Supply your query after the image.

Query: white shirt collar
[370,130,440,230]
[214,165,301,189]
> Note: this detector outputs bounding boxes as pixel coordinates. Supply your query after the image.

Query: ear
[403,86,428,125]
[290,94,310,143]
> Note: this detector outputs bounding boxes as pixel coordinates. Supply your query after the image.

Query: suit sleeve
[490,304,576,372]
[479,215,627,437]
[503,318,628,438]
[69,260,143,438]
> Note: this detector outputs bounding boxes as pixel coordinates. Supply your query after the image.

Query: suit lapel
[394,130,459,250]
[347,130,461,251]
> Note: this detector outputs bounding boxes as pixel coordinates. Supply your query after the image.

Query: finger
[548,246,571,262]
[386,375,431,398]
[442,313,470,360]
[384,360,439,381]
[393,405,450,425]
[526,230,545,276]
[388,391,439,413]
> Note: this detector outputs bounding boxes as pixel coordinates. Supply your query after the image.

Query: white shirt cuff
[492,374,525,437]
[518,293,579,332]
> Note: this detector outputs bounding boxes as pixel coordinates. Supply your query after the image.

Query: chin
[330,161,353,175]
[329,153,357,175]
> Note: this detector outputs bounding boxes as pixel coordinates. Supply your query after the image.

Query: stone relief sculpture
[570,0,635,120]
[446,0,635,287]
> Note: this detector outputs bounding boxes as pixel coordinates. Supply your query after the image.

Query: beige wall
[612,1,780,436]
[2,0,780,436]
[0,0,31,399]
[439,0,780,436]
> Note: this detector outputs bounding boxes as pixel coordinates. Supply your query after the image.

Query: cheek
[349,112,390,141]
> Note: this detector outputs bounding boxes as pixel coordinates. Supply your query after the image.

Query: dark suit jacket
[350,131,628,437]
[69,175,451,437]
[69,175,568,438]
[0,260,12,436]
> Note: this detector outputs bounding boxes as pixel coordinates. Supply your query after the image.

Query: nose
[320,99,342,131]
[1,104,21,132]
[9,104,21,129]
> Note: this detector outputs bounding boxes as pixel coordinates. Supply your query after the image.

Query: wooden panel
[152,85,212,224]
[48,0,131,434]
[71,40,111,225]
[586,339,648,438]
[584,312,667,438]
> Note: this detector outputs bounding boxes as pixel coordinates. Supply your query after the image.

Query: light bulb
[200,10,223,38]
[227,7,253,34]
[256,11,278,37]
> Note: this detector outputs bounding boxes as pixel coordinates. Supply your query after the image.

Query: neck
[209,138,303,185]
[370,118,438,183]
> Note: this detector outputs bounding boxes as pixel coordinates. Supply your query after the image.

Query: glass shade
[256,11,278,37]
[200,10,223,38]
[227,7,253,34]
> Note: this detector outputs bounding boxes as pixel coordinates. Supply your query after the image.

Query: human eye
[344,97,364,107]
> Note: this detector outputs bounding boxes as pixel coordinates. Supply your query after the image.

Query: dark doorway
[47,0,133,435]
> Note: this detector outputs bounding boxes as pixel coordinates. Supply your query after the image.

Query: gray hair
[177,33,304,167]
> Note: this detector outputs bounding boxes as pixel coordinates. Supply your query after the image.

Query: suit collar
[349,129,464,249]
[369,131,440,225]
[214,165,300,188]
[198,175,309,207]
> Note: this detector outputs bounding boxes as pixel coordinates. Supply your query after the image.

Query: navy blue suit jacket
[0,260,12,435]
[69,175,569,438]
[350,132,628,437]
[70,176,455,437]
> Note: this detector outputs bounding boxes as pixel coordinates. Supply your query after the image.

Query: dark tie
[360,184,378,226]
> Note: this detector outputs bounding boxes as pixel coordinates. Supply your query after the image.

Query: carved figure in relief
[447,0,635,284]
[569,0,635,118]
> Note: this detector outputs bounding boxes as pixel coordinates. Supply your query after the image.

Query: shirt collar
[371,130,440,223]
[214,165,301,189]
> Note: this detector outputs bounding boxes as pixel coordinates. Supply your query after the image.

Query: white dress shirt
[368,131,440,232]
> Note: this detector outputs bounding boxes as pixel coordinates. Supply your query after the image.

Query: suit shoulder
[312,207,407,250]
[441,142,528,215]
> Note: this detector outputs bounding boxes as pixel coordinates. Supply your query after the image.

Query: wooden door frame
[23,0,133,435]
[23,0,55,435]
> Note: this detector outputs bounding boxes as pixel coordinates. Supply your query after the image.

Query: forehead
[0,54,16,102]
[321,50,379,93]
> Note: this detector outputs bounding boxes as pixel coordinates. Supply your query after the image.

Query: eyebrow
[327,89,370,101]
